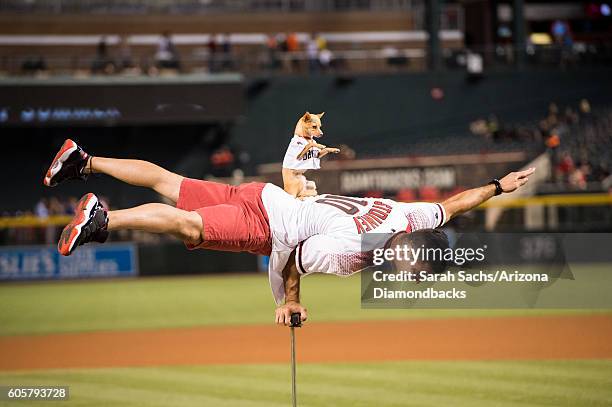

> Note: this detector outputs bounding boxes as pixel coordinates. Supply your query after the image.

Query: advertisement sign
[339,167,456,193]
[0,243,138,280]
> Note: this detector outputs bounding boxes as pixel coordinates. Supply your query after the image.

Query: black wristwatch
[488,179,503,196]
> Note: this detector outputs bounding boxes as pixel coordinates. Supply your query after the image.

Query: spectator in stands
[219,33,233,70]
[156,31,180,70]
[306,33,319,73]
[564,107,579,125]
[118,36,137,74]
[276,33,288,53]
[551,20,571,45]
[384,46,409,70]
[319,48,333,71]
[604,175,612,193]
[336,144,356,160]
[91,36,115,75]
[34,198,49,219]
[544,132,560,164]
[47,197,64,217]
[210,145,235,177]
[487,115,501,140]
[315,33,327,52]
[580,99,591,115]
[419,185,441,202]
[556,151,575,183]
[64,197,78,215]
[591,161,611,182]
[470,118,491,140]
[43,197,65,244]
[551,19,574,66]
[579,99,593,124]
[266,34,281,71]
[569,162,589,190]
[286,32,300,72]
[367,190,384,198]
[21,56,47,76]
[208,33,218,72]
[396,188,416,203]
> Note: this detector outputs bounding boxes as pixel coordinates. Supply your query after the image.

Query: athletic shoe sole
[58,193,99,256]
[43,139,78,187]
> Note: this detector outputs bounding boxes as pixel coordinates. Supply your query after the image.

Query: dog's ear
[302,112,312,122]
[317,112,325,118]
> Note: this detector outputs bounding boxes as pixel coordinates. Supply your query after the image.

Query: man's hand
[275,301,308,326]
[278,250,303,325]
[499,167,535,193]
[442,167,537,220]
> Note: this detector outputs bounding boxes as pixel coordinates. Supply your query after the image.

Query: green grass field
[0,273,606,336]
[1,273,611,406]
[1,360,612,407]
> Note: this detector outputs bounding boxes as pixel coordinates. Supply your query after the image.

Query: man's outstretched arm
[275,251,308,325]
[442,168,535,220]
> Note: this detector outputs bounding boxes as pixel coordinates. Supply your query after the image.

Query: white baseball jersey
[282,135,321,170]
[260,183,447,304]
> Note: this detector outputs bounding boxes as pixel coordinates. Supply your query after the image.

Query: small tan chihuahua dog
[282,112,340,198]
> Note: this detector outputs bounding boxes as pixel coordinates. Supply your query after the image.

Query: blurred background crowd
[3,1,611,77]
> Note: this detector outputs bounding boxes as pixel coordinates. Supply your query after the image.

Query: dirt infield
[1,315,611,371]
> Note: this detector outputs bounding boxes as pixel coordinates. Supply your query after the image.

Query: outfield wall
[0,241,258,281]
[138,242,257,276]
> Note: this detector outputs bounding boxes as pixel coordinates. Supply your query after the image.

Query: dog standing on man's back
[282,112,340,198]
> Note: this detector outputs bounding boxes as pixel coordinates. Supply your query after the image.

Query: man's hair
[384,229,450,275]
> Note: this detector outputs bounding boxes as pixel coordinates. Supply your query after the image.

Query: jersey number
[315,195,368,215]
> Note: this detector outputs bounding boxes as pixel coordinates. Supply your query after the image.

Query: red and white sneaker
[43,139,90,187]
[58,193,109,256]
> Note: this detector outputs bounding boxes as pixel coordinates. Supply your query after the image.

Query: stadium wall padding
[137,241,259,276]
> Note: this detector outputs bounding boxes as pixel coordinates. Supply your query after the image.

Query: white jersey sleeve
[400,202,447,232]
[282,135,321,170]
